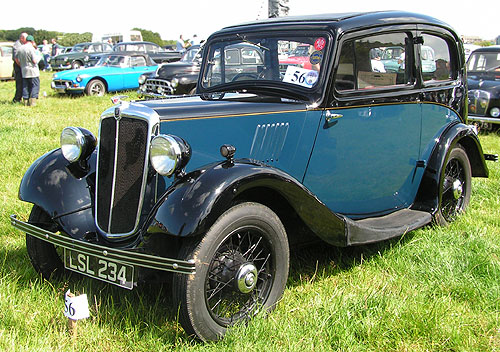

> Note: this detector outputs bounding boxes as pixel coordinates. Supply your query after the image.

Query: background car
[49,42,113,70]
[0,42,14,80]
[113,41,181,63]
[467,46,500,129]
[138,45,202,97]
[51,52,157,96]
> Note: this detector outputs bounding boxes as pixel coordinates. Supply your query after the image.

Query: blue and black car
[11,11,493,341]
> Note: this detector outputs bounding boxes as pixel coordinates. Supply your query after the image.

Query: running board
[345,209,432,246]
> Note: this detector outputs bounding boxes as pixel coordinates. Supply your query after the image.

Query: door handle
[325,110,343,125]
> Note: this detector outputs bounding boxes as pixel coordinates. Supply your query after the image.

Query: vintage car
[466,46,500,128]
[113,41,182,63]
[51,52,157,96]
[279,44,314,70]
[0,42,14,80]
[11,11,493,341]
[138,45,202,98]
[49,42,113,70]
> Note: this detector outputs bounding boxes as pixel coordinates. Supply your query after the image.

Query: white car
[0,42,14,80]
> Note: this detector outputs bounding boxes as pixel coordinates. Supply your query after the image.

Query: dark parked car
[49,42,113,70]
[138,44,202,97]
[12,11,493,341]
[113,41,181,63]
[466,46,500,129]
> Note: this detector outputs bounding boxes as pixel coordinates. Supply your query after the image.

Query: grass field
[0,72,499,351]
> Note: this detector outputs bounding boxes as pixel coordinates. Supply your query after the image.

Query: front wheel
[434,145,472,226]
[172,202,289,341]
[26,205,66,279]
[85,79,106,96]
[71,61,82,70]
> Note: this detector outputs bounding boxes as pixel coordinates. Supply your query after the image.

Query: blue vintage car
[51,52,157,96]
[12,11,494,341]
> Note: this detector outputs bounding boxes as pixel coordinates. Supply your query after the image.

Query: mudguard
[18,148,97,240]
[413,122,488,213]
[147,159,349,246]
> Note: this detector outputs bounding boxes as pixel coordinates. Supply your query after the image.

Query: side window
[145,44,158,53]
[131,56,147,67]
[335,32,411,91]
[420,34,453,82]
[225,49,240,65]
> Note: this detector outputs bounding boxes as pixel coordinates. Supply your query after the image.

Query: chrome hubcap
[236,263,258,293]
[452,179,463,200]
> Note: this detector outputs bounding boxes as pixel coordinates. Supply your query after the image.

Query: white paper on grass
[64,289,90,320]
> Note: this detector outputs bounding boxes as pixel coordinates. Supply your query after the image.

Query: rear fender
[413,123,488,213]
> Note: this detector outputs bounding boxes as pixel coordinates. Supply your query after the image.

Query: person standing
[41,39,51,71]
[12,32,28,103]
[16,35,41,106]
[50,38,60,57]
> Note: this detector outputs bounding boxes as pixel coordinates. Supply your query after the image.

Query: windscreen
[201,32,329,90]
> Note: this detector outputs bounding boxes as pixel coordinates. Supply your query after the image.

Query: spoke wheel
[26,205,66,279]
[435,146,471,225]
[173,202,289,341]
[206,226,273,325]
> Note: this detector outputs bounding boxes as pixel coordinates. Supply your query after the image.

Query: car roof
[214,11,454,38]
[113,41,159,46]
[470,45,500,53]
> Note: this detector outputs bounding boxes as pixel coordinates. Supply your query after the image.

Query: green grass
[0,72,499,351]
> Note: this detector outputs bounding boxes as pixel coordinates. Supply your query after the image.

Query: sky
[2,0,498,42]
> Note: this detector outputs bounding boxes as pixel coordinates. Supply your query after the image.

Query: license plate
[64,248,134,289]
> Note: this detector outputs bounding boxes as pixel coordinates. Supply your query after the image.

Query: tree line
[0,27,175,47]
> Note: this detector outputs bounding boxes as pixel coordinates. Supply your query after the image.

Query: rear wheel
[434,145,472,226]
[85,79,106,96]
[26,205,66,279]
[172,202,289,340]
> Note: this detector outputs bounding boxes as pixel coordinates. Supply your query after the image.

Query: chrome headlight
[76,75,82,82]
[150,135,191,176]
[171,78,179,88]
[490,107,500,118]
[60,127,96,163]
[138,74,147,85]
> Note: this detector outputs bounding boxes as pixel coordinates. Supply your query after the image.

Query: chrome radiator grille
[468,90,490,116]
[96,114,150,238]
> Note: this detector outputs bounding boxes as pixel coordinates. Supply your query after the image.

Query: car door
[303,29,424,218]
[123,55,156,89]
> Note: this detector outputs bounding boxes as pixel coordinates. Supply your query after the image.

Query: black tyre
[173,202,289,341]
[26,205,66,279]
[434,145,472,226]
[71,61,82,70]
[85,79,106,96]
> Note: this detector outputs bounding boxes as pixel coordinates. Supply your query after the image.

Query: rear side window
[420,33,453,82]
[335,32,412,91]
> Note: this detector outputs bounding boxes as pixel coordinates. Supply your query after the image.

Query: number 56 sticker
[283,66,319,88]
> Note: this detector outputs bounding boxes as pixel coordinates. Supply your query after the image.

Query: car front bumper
[51,80,85,93]
[10,214,196,277]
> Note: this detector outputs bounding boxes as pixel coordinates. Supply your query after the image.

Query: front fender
[413,122,488,213]
[19,148,97,239]
[147,160,348,246]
